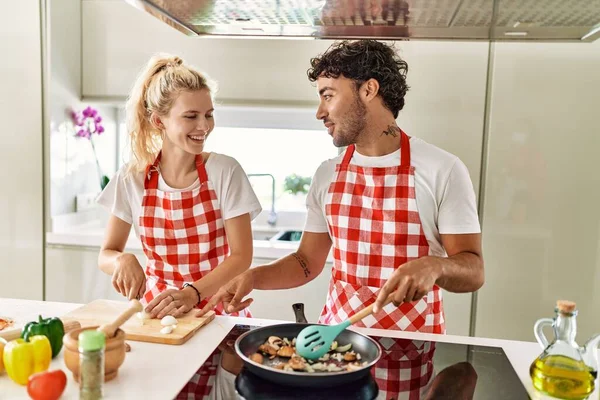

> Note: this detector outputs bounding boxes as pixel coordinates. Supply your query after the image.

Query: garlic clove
[161,315,177,326]
[137,311,151,320]
[160,325,174,334]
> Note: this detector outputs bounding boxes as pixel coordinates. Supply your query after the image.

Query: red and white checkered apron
[139,152,250,398]
[318,131,444,398]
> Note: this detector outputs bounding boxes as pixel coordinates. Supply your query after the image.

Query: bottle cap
[556,300,576,314]
[78,330,106,352]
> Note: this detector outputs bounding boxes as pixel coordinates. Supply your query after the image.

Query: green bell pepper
[21,316,65,358]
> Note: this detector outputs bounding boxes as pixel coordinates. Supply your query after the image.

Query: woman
[97,54,261,321]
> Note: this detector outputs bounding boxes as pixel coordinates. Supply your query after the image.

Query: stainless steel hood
[125,0,600,42]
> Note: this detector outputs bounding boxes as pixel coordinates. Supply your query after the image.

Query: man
[199,40,484,334]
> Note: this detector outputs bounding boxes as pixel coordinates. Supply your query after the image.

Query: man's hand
[373,257,442,313]
[196,270,255,317]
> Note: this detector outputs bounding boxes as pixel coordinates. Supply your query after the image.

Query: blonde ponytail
[125,54,216,173]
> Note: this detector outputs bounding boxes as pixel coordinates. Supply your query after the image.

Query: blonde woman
[97,55,261,323]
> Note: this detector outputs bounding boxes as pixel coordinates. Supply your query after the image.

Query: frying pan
[234,303,382,387]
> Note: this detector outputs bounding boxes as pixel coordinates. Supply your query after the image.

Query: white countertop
[46,229,304,261]
[1,298,591,399]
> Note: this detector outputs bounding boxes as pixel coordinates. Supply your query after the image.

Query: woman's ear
[361,78,380,102]
[149,113,164,130]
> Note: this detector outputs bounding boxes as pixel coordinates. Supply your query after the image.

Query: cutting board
[61,299,215,345]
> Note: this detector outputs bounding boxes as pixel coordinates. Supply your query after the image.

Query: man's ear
[360,78,380,102]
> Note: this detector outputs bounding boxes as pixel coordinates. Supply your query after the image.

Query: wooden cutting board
[61,299,215,345]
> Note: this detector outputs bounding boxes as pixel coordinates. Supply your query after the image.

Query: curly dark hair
[307,40,409,118]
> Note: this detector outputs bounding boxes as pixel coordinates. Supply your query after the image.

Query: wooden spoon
[97,300,143,338]
[296,292,396,360]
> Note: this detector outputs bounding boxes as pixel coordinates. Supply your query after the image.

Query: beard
[332,95,367,148]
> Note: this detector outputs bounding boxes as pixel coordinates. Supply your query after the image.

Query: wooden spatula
[296,292,395,360]
[97,299,143,338]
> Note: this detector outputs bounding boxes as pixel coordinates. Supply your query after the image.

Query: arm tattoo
[381,125,400,137]
[292,253,310,278]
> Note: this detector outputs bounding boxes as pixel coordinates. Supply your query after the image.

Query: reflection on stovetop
[196,325,530,400]
[236,368,379,400]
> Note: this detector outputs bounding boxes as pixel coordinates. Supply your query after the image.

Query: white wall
[0,2,44,300]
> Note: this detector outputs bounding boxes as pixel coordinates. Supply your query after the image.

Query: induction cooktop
[197,324,531,400]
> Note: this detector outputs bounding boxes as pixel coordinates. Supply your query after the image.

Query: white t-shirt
[97,152,262,237]
[305,137,480,257]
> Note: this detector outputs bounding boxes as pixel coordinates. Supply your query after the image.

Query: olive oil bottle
[530,300,599,400]
[530,354,596,399]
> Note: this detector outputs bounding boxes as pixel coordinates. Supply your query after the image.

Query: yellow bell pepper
[3,335,52,385]
[0,337,6,374]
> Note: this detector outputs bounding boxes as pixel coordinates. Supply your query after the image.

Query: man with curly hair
[202,39,483,337]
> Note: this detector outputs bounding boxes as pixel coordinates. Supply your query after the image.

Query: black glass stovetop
[198,324,530,400]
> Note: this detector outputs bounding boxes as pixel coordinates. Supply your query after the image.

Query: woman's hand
[145,287,198,319]
[112,253,146,300]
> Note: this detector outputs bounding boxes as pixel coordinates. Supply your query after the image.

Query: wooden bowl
[63,326,126,382]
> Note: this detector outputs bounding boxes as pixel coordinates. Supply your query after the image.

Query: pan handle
[292,303,308,323]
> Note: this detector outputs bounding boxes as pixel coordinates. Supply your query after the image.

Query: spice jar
[78,330,105,400]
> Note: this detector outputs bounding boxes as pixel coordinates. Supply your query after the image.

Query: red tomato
[27,369,67,400]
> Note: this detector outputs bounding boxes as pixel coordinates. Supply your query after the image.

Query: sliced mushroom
[343,351,357,362]
[289,357,306,371]
[268,336,283,350]
[276,346,295,358]
[356,353,362,360]
[274,363,286,370]
[258,344,278,356]
[249,353,264,364]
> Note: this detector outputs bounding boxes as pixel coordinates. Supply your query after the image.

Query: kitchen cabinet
[45,246,146,303]
[0,1,44,300]
[247,258,332,322]
[475,40,600,342]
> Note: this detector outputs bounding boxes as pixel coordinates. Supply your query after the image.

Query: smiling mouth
[188,135,205,142]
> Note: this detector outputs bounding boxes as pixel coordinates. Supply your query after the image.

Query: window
[117,106,338,212]
[206,127,337,211]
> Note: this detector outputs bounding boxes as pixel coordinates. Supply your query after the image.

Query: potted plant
[71,106,109,190]
[283,174,312,195]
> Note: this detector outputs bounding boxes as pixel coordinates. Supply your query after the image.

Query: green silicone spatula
[296,292,395,360]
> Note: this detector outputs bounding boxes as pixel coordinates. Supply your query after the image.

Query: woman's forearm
[98,249,126,276]
[193,253,252,300]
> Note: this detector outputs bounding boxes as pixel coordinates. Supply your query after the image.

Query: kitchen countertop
[46,208,326,261]
[0,298,595,399]
[46,229,305,261]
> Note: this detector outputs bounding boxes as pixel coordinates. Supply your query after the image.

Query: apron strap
[340,130,411,167]
[144,152,208,190]
[341,144,355,166]
[400,130,411,167]
[195,153,208,183]
[144,152,162,190]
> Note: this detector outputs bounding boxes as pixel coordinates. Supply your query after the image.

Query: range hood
[126,0,600,42]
